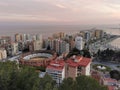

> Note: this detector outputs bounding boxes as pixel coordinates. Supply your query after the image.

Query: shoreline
[109,37,120,49]
[100,36,120,50]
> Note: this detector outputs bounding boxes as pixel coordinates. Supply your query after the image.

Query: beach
[109,38,120,49]
[105,29,120,49]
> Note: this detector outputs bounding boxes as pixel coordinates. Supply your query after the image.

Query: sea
[0,24,120,48]
[104,29,120,49]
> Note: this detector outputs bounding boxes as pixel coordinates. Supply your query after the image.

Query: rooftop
[66,56,91,67]
[102,74,117,83]
[47,60,65,71]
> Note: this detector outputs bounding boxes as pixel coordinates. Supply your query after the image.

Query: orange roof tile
[47,60,65,71]
[66,56,91,67]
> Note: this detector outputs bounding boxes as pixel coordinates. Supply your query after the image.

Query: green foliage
[59,76,107,90]
[82,49,91,58]
[110,70,120,80]
[59,78,75,90]
[92,64,111,72]
[0,62,107,90]
[39,74,57,90]
[35,66,46,72]
[0,61,40,90]
[0,61,57,90]
[75,76,107,90]
[67,47,91,58]
[117,66,120,68]
[96,48,120,62]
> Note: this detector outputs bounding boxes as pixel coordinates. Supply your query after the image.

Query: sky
[0,0,120,25]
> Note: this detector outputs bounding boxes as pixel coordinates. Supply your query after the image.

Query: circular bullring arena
[20,51,56,67]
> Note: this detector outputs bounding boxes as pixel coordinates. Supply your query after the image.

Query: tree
[39,74,57,90]
[0,61,18,90]
[110,70,120,80]
[59,77,75,90]
[76,75,107,90]
[0,62,108,90]
[97,49,101,56]
[82,49,91,58]
[47,45,51,50]
[0,61,57,90]
[67,47,91,58]
[59,76,107,90]
[0,61,40,90]
[16,66,40,90]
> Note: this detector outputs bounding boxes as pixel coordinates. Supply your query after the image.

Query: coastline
[109,37,120,49]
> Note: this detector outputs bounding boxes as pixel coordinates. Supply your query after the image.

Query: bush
[110,70,120,80]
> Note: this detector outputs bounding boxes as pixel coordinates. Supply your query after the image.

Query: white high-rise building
[85,31,91,42]
[12,42,19,55]
[26,34,31,41]
[22,34,27,42]
[15,33,22,42]
[75,36,83,50]
[0,48,7,60]
[36,34,42,41]
[46,60,65,84]
[33,40,43,51]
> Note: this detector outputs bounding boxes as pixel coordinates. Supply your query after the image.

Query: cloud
[55,4,66,9]
[0,2,9,6]
[0,14,58,22]
[0,0,120,24]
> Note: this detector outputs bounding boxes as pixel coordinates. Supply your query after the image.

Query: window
[77,66,82,72]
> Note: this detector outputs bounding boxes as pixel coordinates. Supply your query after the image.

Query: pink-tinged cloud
[0,0,120,24]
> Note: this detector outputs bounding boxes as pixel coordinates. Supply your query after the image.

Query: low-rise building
[65,56,91,79]
[5,42,19,56]
[0,48,7,60]
[46,60,65,84]
[46,56,91,83]
[101,74,119,90]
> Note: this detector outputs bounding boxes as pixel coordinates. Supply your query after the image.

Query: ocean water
[0,24,120,48]
[0,25,88,36]
[105,29,120,35]
[109,38,120,48]
[0,24,119,36]
[104,29,120,49]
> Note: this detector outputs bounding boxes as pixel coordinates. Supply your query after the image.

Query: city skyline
[0,0,120,25]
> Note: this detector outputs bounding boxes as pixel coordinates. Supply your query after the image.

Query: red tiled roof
[78,59,91,66]
[66,59,78,67]
[47,60,65,71]
[108,86,115,90]
[66,56,91,67]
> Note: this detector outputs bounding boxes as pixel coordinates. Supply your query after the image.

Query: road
[92,61,120,71]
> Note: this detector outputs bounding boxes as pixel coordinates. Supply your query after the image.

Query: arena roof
[23,53,53,60]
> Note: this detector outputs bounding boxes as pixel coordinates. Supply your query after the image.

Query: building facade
[65,56,91,79]
[33,40,43,51]
[75,36,83,50]
[15,33,22,42]
[46,56,91,83]
[46,60,65,84]
[0,48,7,60]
